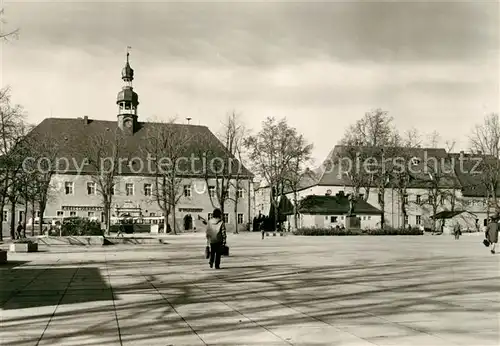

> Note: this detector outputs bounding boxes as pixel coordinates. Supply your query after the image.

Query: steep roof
[432,210,477,219]
[449,153,500,198]
[291,194,381,215]
[24,117,253,178]
[315,145,456,188]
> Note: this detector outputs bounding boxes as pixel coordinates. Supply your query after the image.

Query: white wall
[289,213,381,230]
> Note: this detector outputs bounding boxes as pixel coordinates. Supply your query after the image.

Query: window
[223,213,229,223]
[208,213,212,220]
[87,182,96,195]
[237,188,244,198]
[404,215,408,224]
[149,212,156,217]
[237,213,244,224]
[36,211,41,217]
[363,216,366,220]
[126,183,134,196]
[416,195,421,203]
[416,215,421,225]
[208,186,215,197]
[111,185,115,195]
[144,183,152,196]
[70,211,76,217]
[88,211,95,218]
[64,181,74,195]
[56,211,64,217]
[330,216,338,223]
[403,194,408,203]
[368,216,371,220]
[2,210,7,222]
[184,185,192,197]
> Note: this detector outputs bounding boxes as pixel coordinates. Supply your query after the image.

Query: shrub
[61,217,103,236]
[292,227,423,236]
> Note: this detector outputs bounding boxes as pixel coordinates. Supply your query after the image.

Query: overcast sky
[1,0,498,164]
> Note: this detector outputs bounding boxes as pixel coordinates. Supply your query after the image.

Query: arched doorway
[184,214,193,230]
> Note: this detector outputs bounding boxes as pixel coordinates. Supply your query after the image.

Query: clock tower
[117,50,139,134]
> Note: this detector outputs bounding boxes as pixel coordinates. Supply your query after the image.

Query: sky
[1,0,498,166]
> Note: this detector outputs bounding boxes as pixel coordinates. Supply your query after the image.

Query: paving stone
[1,234,499,345]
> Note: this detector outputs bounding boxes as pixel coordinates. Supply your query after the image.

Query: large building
[2,53,253,233]
[280,145,498,230]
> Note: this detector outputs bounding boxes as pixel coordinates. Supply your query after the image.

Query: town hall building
[2,53,253,233]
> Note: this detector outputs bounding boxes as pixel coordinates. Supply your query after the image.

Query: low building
[286,192,382,229]
[431,210,479,233]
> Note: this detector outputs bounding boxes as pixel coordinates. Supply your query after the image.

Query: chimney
[83,116,89,125]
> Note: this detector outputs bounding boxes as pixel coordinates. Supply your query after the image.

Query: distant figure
[205,208,227,269]
[16,221,23,239]
[486,214,499,254]
[453,222,461,240]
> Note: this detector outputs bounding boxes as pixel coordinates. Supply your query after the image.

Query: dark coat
[487,222,499,243]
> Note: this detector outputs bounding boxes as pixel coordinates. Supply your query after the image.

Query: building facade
[2,53,254,235]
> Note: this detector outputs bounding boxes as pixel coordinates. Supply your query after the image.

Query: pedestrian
[205,208,227,269]
[453,221,461,240]
[16,221,23,239]
[486,214,499,254]
[261,219,265,239]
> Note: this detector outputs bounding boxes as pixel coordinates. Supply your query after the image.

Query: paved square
[1,233,499,345]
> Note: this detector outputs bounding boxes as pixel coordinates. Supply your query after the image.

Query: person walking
[205,208,227,269]
[453,221,461,240]
[16,221,23,239]
[486,214,499,254]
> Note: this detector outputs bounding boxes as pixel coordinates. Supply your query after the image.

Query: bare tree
[220,112,248,233]
[144,120,194,234]
[283,138,313,229]
[82,129,126,235]
[469,113,500,215]
[414,141,457,231]
[0,8,19,40]
[338,109,397,202]
[391,129,423,228]
[244,117,312,232]
[0,87,26,241]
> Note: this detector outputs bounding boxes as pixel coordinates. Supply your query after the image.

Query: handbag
[483,238,490,247]
[205,246,210,259]
[221,245,229,256]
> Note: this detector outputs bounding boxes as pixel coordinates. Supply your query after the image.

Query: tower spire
[117,47,139,134]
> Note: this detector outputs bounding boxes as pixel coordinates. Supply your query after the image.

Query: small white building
[432,210,480,234]
[286,193,382,230]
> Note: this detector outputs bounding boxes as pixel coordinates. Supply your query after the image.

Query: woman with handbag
[205,208,227,269]
[486,214,499,254]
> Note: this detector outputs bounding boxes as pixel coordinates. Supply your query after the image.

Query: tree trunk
[0,201,4,241]
[30,199,36,237]
[23,202,28,238]
[10,204,15,239]
[233,200,238,234]
[163,213,169,233]
[104,201,111,236]
[293,191,298,230]
[39,205,46,236]
[380,199,385,229]
[172,207,177,235]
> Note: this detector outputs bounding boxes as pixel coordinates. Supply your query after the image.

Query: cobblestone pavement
[1,233,499,345]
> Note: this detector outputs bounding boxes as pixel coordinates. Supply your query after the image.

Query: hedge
[292,227,424,236]
[60,218,103,236]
